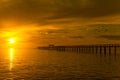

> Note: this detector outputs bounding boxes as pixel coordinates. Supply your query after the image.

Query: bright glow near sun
[9,38,14,44]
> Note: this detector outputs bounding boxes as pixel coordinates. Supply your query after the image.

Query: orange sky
[0,0,120,48]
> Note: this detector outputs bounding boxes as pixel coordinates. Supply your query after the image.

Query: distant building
[49,44,55,49]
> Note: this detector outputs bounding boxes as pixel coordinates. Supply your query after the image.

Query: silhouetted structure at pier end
[37,44,120,55]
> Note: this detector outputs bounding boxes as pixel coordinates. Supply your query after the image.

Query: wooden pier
[37,44,120,55]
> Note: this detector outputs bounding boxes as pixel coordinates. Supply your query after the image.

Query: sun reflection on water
[9,48,14,71]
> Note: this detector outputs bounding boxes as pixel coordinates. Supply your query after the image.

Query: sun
[9,38,14,44]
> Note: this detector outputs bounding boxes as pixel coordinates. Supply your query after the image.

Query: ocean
[0,48,120,80]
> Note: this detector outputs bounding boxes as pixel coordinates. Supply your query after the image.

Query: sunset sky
[0,0,120,48]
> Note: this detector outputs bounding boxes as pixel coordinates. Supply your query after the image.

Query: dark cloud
[69,36,84,39]
[85,24,120,36]
[47,0,120,19]
[98,35,120,40]
[37,29,70,35]
[0,0,120,26]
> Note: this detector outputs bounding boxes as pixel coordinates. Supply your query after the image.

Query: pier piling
[38,44,119,55]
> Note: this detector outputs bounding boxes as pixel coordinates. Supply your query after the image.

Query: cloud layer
[0,0,120,26]
[0,0,120,46]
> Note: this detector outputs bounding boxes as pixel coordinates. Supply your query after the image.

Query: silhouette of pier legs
[114,47,117,56]
[109,46,111,55]
[38,44,120,56]
[55,45,118,56]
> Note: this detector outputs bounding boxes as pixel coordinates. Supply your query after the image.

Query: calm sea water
[0,48,120,80]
